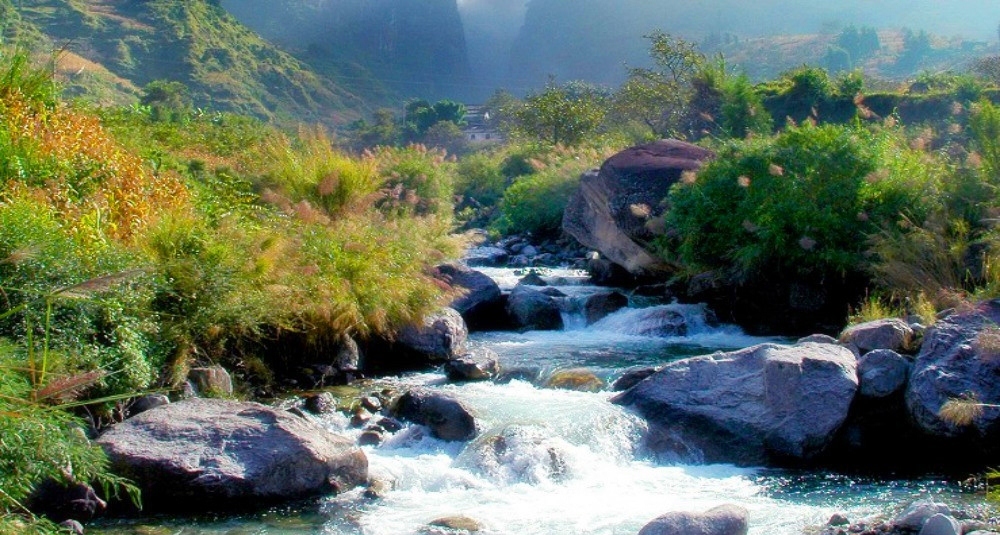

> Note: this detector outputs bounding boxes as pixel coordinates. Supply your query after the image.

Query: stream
[93,268,977,535]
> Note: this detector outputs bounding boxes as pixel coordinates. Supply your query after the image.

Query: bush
[664,122,943,284]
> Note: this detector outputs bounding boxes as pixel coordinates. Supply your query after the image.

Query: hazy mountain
[7,0,367,123]
[221,0,472,103]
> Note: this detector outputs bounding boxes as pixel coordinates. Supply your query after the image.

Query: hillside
[5,0,369,124]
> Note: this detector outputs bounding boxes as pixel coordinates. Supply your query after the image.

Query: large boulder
[506,285,564,331]
[839,318,915,354]
[396,308,469,362]
[613,342,858,465]
[96,398,367,510]
[857,349,911,398]
[434,263,506,331]
[906,300,1000,441]
[583,291,629,325]
[392,389,478,441]
[444,346,501,382]
[637,504,749,535]
[562,139,714,277]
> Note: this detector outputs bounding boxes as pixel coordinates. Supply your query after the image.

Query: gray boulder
[839,318,915,354]
[584,291,629,325]
[563,139,714,277]
[893,499,952,531]
[188,365,233,397]
[96,398,367,509]
[444,346,501,382]
[613,342,858,464]
[858,349,911,398]
[435,263,502,317]
[507,285,564,331]
[637,504,749,535]
[464,246,508,267]
[919,514,961,535]
[396,308,468,362]
[906,300,1000,437]
[392,389,478,441]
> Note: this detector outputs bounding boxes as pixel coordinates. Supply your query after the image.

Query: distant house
[463,105,504,144]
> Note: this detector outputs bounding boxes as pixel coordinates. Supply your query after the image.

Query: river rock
[396,308,468,362]
[637,504,749,535]
[839,318,915,354]
[423,515,484,534]
[435,263,504,330]
[545,368,604,392]
[893,499,952,531]
[612,366,660,391]
[465,425,570,484]
[584,291,629,325]
[507,285,564,331]
[392,389,478,441]
[129,393,169,416]
[858,349,910,398]
[96,398,368,509]
[906,300,1000,438]
[563,139,714,277]
[188,365,233,397]
[613,342,858,464]
[464,246,509,267]
[444,346,501,382]
[28,479,106,523]
[919,514,962,535]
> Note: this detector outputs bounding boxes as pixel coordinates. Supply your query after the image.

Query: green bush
[664,122,942,282]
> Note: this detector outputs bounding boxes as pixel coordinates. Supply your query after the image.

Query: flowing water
[94,268,977,535]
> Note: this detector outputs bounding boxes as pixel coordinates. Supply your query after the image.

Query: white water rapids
[94,268,971,535]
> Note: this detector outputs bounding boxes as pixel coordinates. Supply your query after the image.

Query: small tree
[140,80,192,122]
[613,31,705,138]
[511,79,608,146]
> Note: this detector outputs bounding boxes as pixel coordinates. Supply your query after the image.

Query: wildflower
[798,236,817,251]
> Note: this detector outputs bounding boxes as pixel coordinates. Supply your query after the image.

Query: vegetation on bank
[0,46,459,531]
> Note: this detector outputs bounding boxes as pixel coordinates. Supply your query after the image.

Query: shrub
[664,122,942,284]
[369,144,455,218]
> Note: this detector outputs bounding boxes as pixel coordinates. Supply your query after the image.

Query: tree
[613,31,705,138]
[348,108,401,150]
[404,99,467,141]
[511,78,608,146]
[140,80,192,122]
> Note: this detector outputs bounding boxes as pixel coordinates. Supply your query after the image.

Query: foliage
[493,144,613,236]
[404,99,467,139]
[836,25,881,66]
[663,123,943,284]
[718,71,773,139]
[368,144,456,218]
[613,31,705,139]
[510,79,609,146]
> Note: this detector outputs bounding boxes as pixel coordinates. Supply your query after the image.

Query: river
[93,268,975,535]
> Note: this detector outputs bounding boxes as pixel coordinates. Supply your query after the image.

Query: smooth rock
[303,392,337,415]
[392,389,477,441]
[396,308,468,362]
[857,349,910,398]
[839,318,914,354]
[129,394,169,416]
[613,342,858,464]
[584,291,629,325]
[435,263,502,318]
[906,300,1000,438]
[188,365,233,397]
[612,366,659,392]
[919,513,962,535]
[507,285,564,331]
[444,346,501,382]
[893,499,952,531]
[563,139,714,277]
[637,504,749,535]
[545,368,604,392]
[464,246,508,267]
[97,398,367,509]
[919,513,961,535]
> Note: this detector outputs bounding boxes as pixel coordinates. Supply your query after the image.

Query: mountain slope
[8,0,368,123]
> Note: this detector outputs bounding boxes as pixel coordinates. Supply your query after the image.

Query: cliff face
[221,0,473,102]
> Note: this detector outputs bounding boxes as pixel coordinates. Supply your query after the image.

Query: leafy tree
[423,120,468,155]
[510,79,608,146]
[897,28,932,73]
[836,25,881,65]
[719,73,772,138]
[482,88,520,132]
[404,99,467,140]
[140,80,192,122]
[613,31,705,138]
[348,108,401,149]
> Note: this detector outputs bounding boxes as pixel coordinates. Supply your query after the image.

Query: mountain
[221,0,473,103]
[6,0,368,124]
